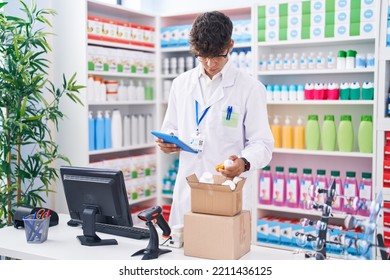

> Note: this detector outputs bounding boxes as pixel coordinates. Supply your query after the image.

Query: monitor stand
[77,206,118,246]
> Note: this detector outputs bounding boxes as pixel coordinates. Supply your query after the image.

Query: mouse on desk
[67,219,80,227]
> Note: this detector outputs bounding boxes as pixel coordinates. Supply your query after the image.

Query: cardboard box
[186,174,245,216]
[184,211,251,260]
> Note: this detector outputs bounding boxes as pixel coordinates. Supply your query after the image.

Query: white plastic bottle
[308,52,316,69]
[111,109,123,148]
[230,49,239,68]
[127,80,136,101]
[245,47,252,74]
[291,53,299,70]
[99,80,107,102]
[326,51,336,69]
[316,52,325,69]
[281,85,289,101]
[238,49,247,71]
[283,53,291,70]
[267,54,275,71]
[178,57,185,74]
[136,81,144,100]
[275,53,283,70]
[117,80,127,101]
[273,84,281,101]
[123,114,131,146]
[87,75,95,102]
[259,54,267,71]
[299,52,308,69]
[266,84,273,102]
[288,84,297,101]
[297,84,305,101]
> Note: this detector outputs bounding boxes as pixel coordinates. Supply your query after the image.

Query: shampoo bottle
[358,172,372,217]
[314,169,328,205]
[293,116,305,149]
[358,115,373,153]
[111,109,123,148]
[272,166,286,207]
[103,110,112,149]
[95,110,104,150]
[343,171,358,215]
[259,166,273,205]
[282,116,293,149]
[88,111,95,151]
[321,115,337,151]
[337,115,354,152]
[330,170,343,211]
[286,167,299,208]
[305,114,320,150]
[300,168,314,209]
[271,115,282,148]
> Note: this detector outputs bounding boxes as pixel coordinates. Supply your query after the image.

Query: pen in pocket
[226,106,233,120]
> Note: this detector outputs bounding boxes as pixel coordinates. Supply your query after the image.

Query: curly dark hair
[189,11,233,57]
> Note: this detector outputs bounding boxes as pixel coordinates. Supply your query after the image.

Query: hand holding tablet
[150,130,198,154]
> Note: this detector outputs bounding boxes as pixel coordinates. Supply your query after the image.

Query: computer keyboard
[95,223,150,240]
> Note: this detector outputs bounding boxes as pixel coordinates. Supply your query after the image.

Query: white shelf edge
[88,100,156,106]
[89,143,156,155]
[162,74,178,79]
[383,188,390,201]
[87,39,155,52]
[160,42,252,53]
[87,0,156,17]
[88,71,155,78]
[254,242,344,259]
[257,36,375,47]
[272,148,373,158]
[129,194,158,205]
[257,204,346,219]
[267,100,374,106]
[258,68,374,76]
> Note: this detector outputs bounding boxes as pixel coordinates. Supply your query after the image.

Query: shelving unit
[52,0,388,258]
[253,0,381,258]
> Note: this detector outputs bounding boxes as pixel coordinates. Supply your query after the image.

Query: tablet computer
[150,130,198,154]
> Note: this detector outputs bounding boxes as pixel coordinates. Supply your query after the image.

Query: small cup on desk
[23,214,50,243]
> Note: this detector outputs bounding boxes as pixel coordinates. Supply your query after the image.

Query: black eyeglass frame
[194,48,230,61]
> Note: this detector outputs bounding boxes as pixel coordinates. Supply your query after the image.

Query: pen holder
[23,214,50,243]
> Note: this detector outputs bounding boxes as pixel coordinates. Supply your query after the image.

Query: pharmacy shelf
[267,100,374,106]
[88,143,155,156]
[87,39,155,52]
[254,242,343,259]
[272,148,373,158]
[160,42,252,53]
[256,204,366,220]
[88,71,155,78]
[89,100,156,106]
[258,68,375,76]
[162,74,179,79]
[88,0,156,19]
[257,37,375,48]
[380,47,390,61]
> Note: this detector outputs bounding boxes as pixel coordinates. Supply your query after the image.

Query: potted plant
[0,0,84,227]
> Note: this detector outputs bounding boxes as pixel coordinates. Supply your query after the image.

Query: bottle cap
[340,115,352,121]
[303,168,312,174]
[276,166,284,172]
[362,172,372,179]
[308,115,318,121]
[337,50,347,57]
[330,170,340,177]
[324,115,334,121]
[289,167,297,173]
[346,171,356,177]
[317,169,326,175]
[361,115,372,122]
[347,50,357,57]
[262,165,271,171]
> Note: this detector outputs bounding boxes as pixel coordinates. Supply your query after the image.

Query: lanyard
[195,100,210,130]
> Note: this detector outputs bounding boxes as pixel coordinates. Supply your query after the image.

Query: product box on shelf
[186,174,245,216]
[256,217,269,243]
[183,210,251,260]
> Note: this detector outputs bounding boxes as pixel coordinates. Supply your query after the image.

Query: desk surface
[0,214,294,260]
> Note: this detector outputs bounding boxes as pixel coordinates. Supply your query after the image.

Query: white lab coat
[161,61,274,226]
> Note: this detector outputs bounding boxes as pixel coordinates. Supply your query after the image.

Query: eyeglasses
[195,49,229,63]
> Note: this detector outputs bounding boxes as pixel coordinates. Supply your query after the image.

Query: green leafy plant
[0,0,84,227]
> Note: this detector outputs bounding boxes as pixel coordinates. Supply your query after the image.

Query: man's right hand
[155,138,182,154]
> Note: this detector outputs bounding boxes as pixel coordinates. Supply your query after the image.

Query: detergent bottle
[259,166,273,205]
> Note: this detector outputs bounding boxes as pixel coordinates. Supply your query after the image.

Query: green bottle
[337,115,354,152]
[321,115,336,151]
[305,115,320,150]
[358,115,373,153]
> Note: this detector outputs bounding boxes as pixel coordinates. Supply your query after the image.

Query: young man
[156,11,274,226]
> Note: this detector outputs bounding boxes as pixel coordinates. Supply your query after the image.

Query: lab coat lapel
[205,64,237,107]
